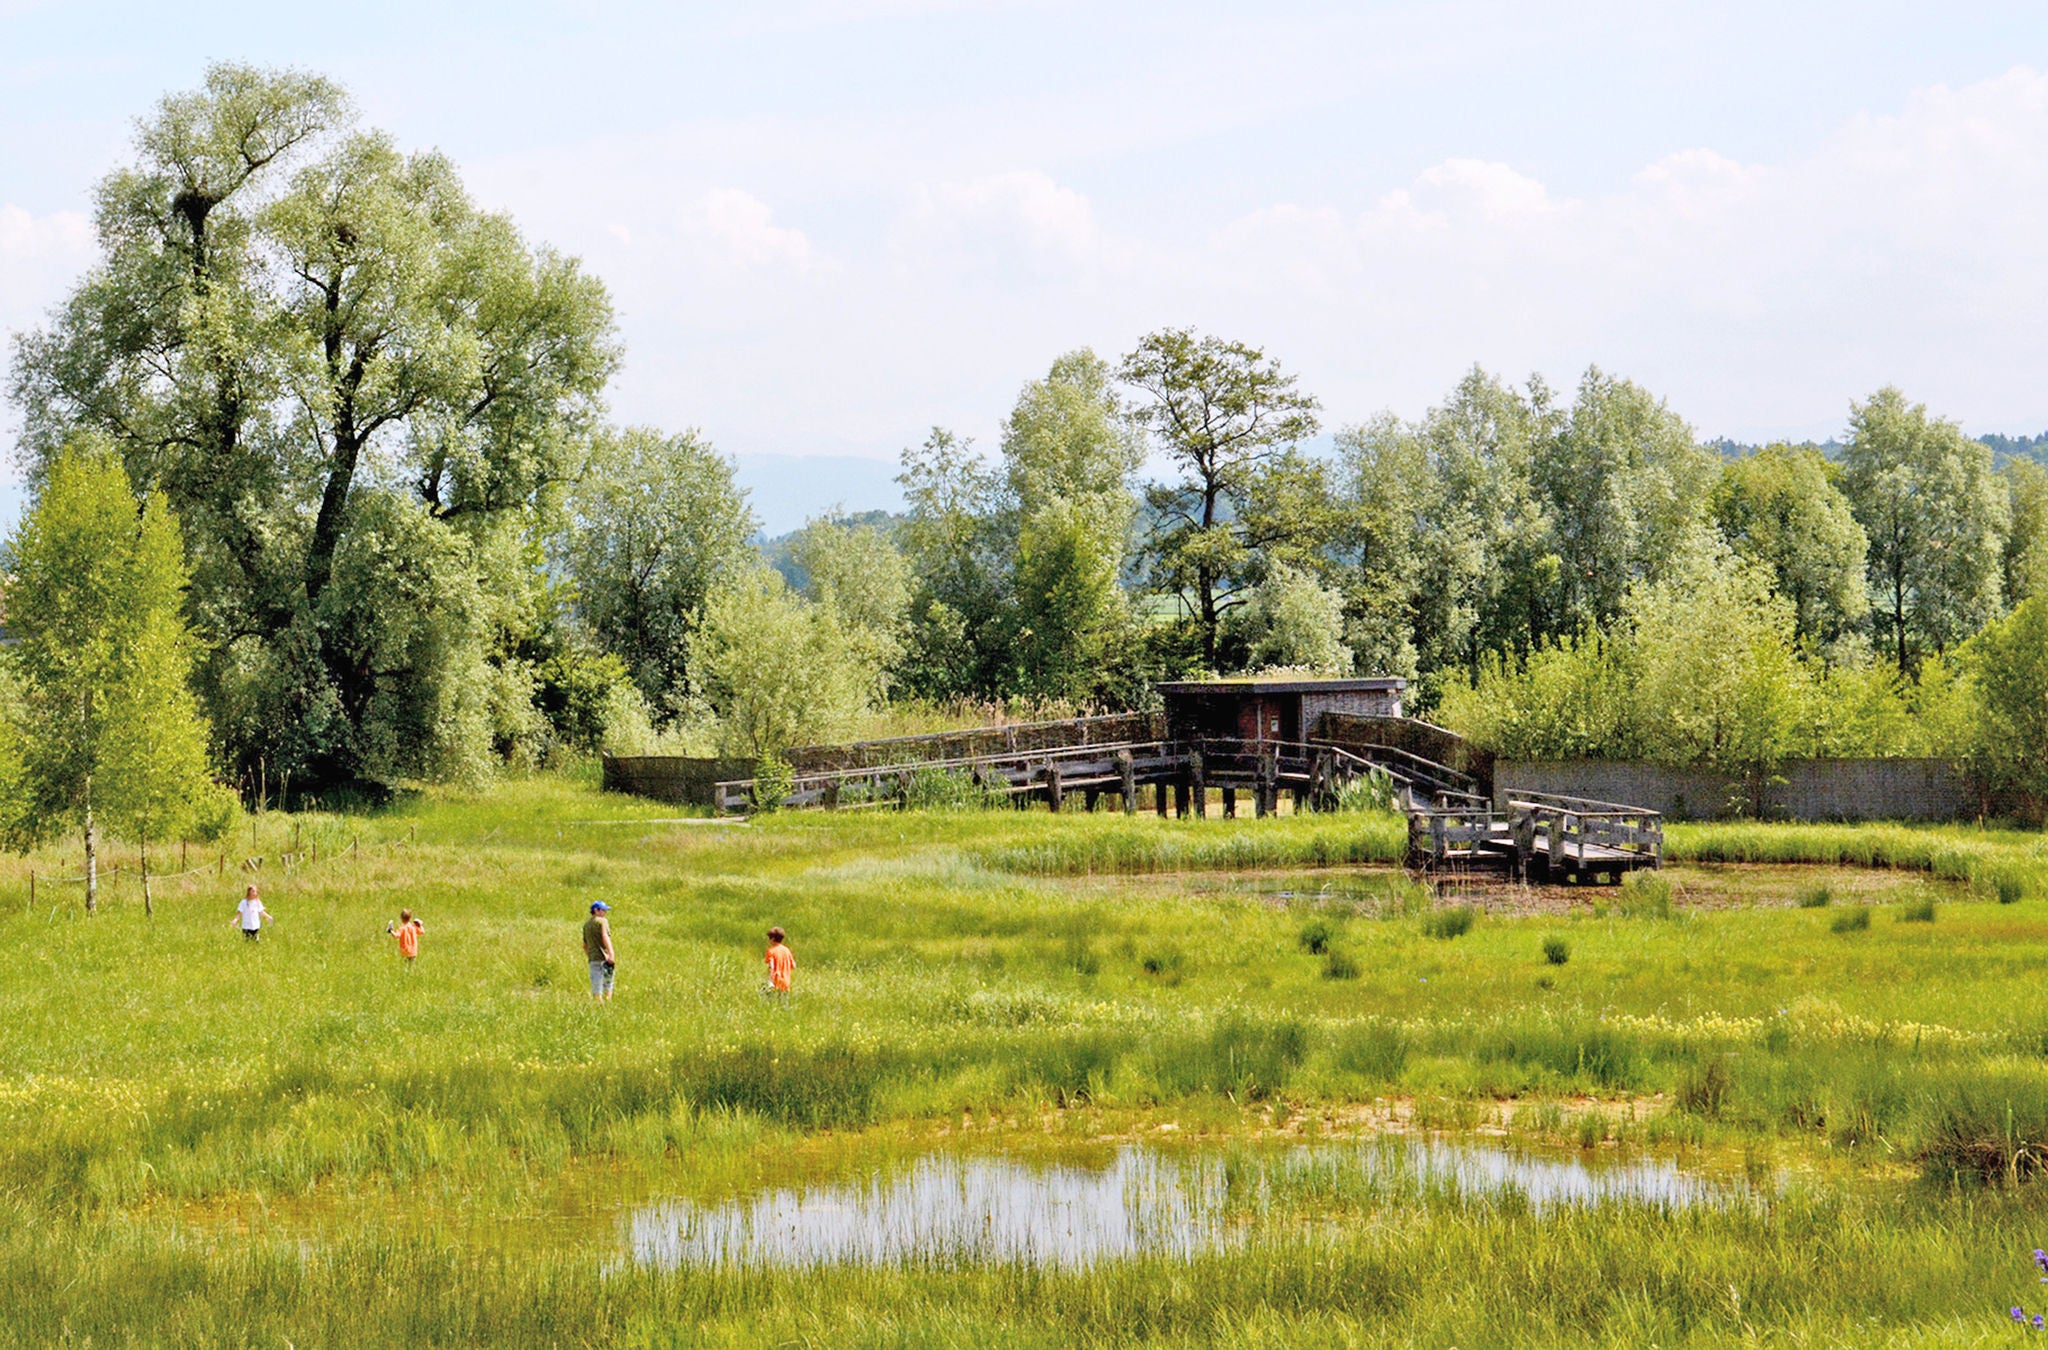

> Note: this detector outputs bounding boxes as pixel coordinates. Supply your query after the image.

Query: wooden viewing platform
[1406,790,1664,882]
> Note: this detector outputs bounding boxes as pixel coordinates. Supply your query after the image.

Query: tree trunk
[141,840,152,919]
[83,811,97,914]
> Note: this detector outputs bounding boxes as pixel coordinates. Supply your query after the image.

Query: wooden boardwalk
[699,720,1662,880]
[711,735,1485,819]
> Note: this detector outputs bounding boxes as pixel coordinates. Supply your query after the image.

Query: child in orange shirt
[764,927,795,995]
[386,909,425,964]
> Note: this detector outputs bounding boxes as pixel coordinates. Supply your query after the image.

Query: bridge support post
[1222,788,1237,819]
[1173,781,1189,818]
[1046,766,1063,813]
[1084,788,1100,812]
[1154,782,1168,817]
[1189,752,1205,819]
[1118,751,1137,815]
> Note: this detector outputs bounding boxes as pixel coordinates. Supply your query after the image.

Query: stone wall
[1493,757,1979,822]
[600,755,754,806]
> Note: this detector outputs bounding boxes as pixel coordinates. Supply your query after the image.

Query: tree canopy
[11,63,617,790]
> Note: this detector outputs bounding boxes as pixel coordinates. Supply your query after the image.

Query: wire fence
[21,821,423,914]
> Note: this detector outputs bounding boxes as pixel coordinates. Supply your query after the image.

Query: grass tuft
[1420,905,1476,939]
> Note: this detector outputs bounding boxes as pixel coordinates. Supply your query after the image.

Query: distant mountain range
[731,453,904,537]
[1708,432,2048,464]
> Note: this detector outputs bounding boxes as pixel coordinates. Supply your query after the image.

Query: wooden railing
[1505,791,1663,877]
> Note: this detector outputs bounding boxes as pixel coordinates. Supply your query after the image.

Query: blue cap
[591,901,610,912]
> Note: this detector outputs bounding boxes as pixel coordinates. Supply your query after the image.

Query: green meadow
[9,774,2048,1346]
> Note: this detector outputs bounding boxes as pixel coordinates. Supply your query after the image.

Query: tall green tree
[1710,445,1869,649]
[1000,350,1144,701]
[894,428,1009,699]
[1839,387,2010,671]
[792,514,911,703]
[1337,368,1560,687]
[558,427,756,719]
[1533,367,1719,632]
[1119,328,1320,669]
[5,445,232,911]
[10,64,617,789]
[2002,457,2048,606]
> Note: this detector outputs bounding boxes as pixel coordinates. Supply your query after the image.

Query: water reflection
[629,1137,1737,1269]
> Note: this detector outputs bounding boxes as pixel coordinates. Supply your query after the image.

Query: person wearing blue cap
[582,901,616,1001]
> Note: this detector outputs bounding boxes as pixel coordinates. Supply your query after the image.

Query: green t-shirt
[582,915,611,963]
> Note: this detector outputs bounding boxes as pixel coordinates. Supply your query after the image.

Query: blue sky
[5,1,2048,525]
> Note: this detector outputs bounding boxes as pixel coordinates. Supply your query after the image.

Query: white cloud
[898,170,1101,275]
[0,203,92,350]
[1156,67,2048,438]
[676,188,818,273]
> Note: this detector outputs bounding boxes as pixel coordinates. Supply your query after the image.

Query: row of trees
[9,64,2048,813]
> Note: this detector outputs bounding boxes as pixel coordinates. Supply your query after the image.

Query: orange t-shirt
[765,942,795,992]
[394,920,422,959]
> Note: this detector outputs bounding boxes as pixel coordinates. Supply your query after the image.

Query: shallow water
[629,1136,1740,1269]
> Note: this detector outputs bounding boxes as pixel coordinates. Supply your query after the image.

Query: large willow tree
[10,64,618,790]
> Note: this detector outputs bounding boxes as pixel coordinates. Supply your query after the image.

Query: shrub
[1797,884,1832,908]
[1421,906,1476,939]
[751,754,795,813]
[1541,935,1570,966]
[1995,875,2025,905]
[1831,906,1872,933]
[1322,948,1361,980]
[1897,894,1937,923]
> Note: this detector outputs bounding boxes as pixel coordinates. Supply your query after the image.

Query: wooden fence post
[1118,751,1137,815]
[1046,766,1063,813]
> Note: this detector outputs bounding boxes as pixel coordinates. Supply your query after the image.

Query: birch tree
[5,444,230,911]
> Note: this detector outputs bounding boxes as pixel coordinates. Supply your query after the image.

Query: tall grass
[975,812,1405,875]
[1670,819,2046,901]
[1,776,2046,1343]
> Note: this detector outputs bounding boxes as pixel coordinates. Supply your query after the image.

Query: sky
[5,1,2048,528]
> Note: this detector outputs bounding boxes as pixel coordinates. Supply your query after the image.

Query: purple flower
[2015,1306,2028,1323]
[2034,1315,2044,1331]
